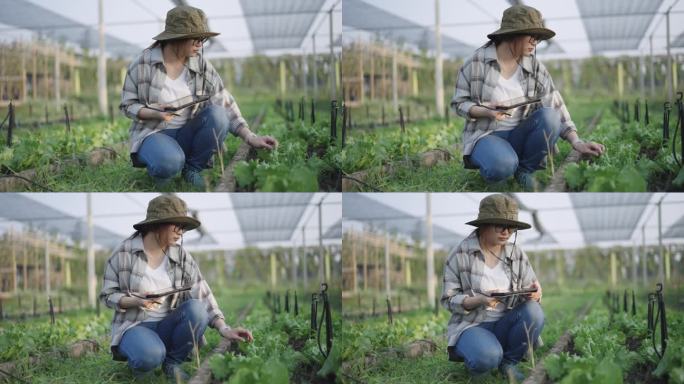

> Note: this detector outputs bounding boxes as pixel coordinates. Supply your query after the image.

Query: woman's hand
[219,326,254,343]
[247,135,278,150]
[487,109,511,121]
[462,294,499,310]
[572,140,605,157]
[527,281,542,302]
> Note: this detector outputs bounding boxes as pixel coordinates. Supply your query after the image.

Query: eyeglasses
[192,37,209,46]
[172,224,187,234]
[528,35,541,44]
[493,225,517,233]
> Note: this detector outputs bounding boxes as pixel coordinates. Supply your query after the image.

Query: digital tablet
[130,285,192,300]
[481,96,542,111]
[481,287,538,298]
[146,95,211,113]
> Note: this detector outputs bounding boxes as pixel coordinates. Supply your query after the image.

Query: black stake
[45,104,49,124]
[341,104,347,148]
[372,297,376,316]
[7,101,15,147]
[33,296,37,317]
[330,100,338,144]
[445,104,450,125]
[664,102,671,144]
[645,101,650,125]
[635,99,640,122]
[109,104,114,124]
[294,291,299,316]
[311,98,315,124]
[381,105,385,126]
[310,293,318,337]
[285,290,290,313]
[64,105,71,134]
[632,290,636,316]
[48,296,55,325]
[386,297,393,325]
[399,106,405,134]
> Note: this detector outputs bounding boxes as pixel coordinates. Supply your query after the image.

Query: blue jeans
[453,301,545,375]
[136,105,230,180]
[118,299,209,374]
[470,108,561,183]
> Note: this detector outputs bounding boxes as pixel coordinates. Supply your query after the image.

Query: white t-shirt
[159,66,192,130]
[490,65,525,130]
[139,254,172,322]
[480,260,511,322]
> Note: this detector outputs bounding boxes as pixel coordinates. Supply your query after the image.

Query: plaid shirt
[120,45,248,165]
[451,43,577,161]
[440,230,538,347]
[99,234,224,360]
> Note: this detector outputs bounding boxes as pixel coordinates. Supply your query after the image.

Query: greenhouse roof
[0,193,342,251]
[342,193,684,251]
[342,193,465,248]
[0,0,342,58]
[342,0,684,60]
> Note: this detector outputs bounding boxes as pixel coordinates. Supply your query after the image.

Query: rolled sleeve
[452,66,475,119]
[120,61,143,120]
[441,251,471,315]
[99,257,127,313]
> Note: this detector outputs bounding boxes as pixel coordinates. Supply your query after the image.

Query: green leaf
[317,342,341,378]
[673,166,684,188]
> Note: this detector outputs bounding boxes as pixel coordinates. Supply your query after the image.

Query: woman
[121,5,278,189]
[451,5,605,190]
[441,194,543,381]
[100,194,253,381]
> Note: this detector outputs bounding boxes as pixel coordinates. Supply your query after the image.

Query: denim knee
[128,341,165,372]
[148,151,185,179]
[537,108,561,136]
[520,300,545,329]
[465,344,503,373]
[202,105,229,133]
[480,156,518,183]
[181,299,208,326]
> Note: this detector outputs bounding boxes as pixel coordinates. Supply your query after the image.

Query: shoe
[153,176,172,189]
[162,362,190,382]
[499,362,525,383]
[514,169,537,192]
[182,166,206,189]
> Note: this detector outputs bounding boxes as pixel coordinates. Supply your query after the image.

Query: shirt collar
[463,229,513,261]
[483,43,535,74]
[149,45,201,73]
[129,233,181,264]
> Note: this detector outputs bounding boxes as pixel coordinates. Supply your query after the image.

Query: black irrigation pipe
[648,283,668,359]
[316,283,333,359]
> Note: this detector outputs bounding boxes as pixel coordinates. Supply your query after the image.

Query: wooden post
[270,252,277,288]
[610,251,617,287]
[351,233,357,293]
[363,235,368,291]
[54,47,61,104]
[20,47,27,101]
[279,60,287,97]
[45,237,50,296]
[23,235,28,291]
[11,228,17,293]
[384,232,391,296]
[32,47,37,100]
[617,61,624,100]
[358,48,364,104]
[370,52,375,100]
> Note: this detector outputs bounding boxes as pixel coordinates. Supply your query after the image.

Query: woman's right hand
[463,294,499,310]
[487,109,510,121]
[135,296,162,310]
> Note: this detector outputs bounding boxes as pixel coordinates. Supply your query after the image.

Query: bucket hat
[487,5,555,41]
[133,194,201,231]
[466,194,531,230]
[152,5,220,41]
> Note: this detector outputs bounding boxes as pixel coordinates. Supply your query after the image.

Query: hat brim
[487,27,555,41]
[152,31,220,41]
[465,218,531,230]
[133,216,201,231]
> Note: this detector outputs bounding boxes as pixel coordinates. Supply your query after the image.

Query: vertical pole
[426,193,435,309]
[302,227,308,288]
[279,60,287,97]
[11,228,17,293]
[370,51,375,100]
[87,193,96,308]
[658,197,664,282]
[632,242,638,285]
[23,235,28,291]
[329,8,336,99]
[665,245,671,282]
[358,47,364,104]
[97,0,108,115]
[610,251,617,287]
[318,200,325,282]
[301,51,307,96]
[291,245,298,288]
[650,35,655,97]
[384,231,391,297]
[54,48,61,104]
[32,47,37,100]
[45,237,50,296]
[666,9,673,102]
[20,47,27,101]
[617,61,624,100]
[363,235,368,291]
[392,45,398,111]
[312,34,318,98]
[434,0,444,115]
[642,225,648,286]
[351,232,357,293]
[270,253,277,288]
